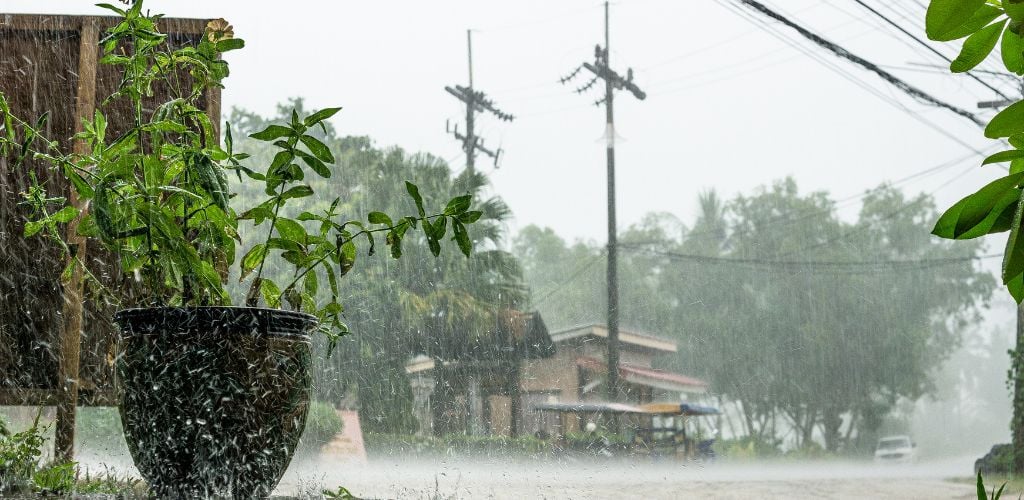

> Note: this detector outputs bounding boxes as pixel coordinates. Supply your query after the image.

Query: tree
[514,178,994,451]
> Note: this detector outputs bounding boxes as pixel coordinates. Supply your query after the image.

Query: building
[407,320,709,438]
[520,323,708,436]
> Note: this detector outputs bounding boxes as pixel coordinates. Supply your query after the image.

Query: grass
[950,475,1024,498]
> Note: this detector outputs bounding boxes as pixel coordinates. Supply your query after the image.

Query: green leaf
[51,206,79,224]
[405,181,425,217]
[1008,271,1024,303]
[304,107,342,126]
[950,20,1006,72]
[453,220,472,258]
[304,270,318,297]
[280,184,315,200]
[270,150,295,171]
[215,38,245,52]
[191,154,229,212]
[250,125,292,141]
[299,134,334,163]
[457,210,483,224]
[387,230,403,259]
[1007,0,1024,22]
[275,218,307,243]
[241,243,267,280]
[1003,25,1024,74]
[339,239,357,277]
[23,220,45,238]
[986,100,1024,138]
[260,278,282,308]
[95,3,127,16]
[295,149,332,178]
[926,0,987,41]
[934,5,1004,41]
[1004,193,1024,284]
[444,194,472,216]
[932,172,1024,239]
[267,237,302,252]
[367,211,392,225]
[983,150,1024,165]
[430,216,447,240]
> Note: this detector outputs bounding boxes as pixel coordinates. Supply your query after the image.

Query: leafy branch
[926,0,1024,302]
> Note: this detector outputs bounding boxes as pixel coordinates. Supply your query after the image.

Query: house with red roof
[405,320,709,438]
[518,323,708,436]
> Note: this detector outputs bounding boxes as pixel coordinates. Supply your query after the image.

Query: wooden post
[55,17,98,463]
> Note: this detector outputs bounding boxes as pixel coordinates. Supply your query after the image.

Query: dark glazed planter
[114,307,317,498]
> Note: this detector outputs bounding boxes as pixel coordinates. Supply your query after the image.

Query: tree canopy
[516,178,994,451]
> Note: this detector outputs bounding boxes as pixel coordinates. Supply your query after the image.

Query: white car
[874,435,917,463]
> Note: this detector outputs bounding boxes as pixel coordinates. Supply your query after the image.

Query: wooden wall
[0,14,218,405]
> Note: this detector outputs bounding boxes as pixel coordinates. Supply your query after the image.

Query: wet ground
[276,456,979,499]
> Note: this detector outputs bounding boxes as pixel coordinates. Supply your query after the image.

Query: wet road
[277,456,979,499]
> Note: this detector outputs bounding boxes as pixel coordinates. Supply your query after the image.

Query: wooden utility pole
[55,17,99,462]
[445,30,514,175]
[561,1,645,401]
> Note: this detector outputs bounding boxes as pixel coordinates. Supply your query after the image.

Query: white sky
[5,1,1018,309]
[4,0,1006,241]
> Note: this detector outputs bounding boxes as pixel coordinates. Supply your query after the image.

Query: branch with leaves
[926,0,1024,302]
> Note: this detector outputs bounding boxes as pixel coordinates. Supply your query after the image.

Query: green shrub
[295,401,345,457]
[364,433,552,458]
[715,436,782,459]
[0,411,46,493]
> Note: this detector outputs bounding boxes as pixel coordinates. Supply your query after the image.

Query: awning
[531,401,720,416]
[531,401,645,414]
[641,403,721,416]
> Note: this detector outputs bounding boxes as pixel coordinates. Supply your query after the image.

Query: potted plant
[0,2,481,497]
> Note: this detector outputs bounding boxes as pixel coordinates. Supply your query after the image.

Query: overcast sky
[5,1,1015,276]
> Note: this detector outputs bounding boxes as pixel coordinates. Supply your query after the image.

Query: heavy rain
[0,0,1019,498]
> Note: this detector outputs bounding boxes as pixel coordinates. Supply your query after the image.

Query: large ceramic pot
[114,307,317,498]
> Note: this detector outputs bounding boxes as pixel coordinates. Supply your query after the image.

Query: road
[277,456,980,499]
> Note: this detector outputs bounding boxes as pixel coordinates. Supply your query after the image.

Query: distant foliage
[516,180,993,453]
[364,433,551,458]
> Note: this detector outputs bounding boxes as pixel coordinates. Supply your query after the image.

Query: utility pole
[561,1,645,402]
[445,30,514,176]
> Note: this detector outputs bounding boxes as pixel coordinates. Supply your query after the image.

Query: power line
[530,250,606,304]
[732,0,983,127]
[715,0,988,156]
[851,0,1012,101]
[619,243,997,274]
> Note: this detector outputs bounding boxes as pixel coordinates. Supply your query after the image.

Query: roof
[531,401,645,414]
[408,310,554,365]
[531,401,719,416]
[575,356,708,394]
[550,324,677,353]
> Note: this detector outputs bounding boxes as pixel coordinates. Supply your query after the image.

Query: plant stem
[245,183,288,307]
